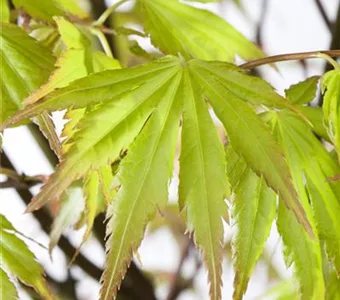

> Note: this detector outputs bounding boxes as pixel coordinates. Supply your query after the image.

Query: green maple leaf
[0,215,54,299]
[262,106,340,298]
[285,76,320,105]
[137,0,264,61]
[1,56,312,300]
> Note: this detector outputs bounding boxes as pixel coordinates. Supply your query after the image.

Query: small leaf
[285,76,320,105]
[0,215,53,299]
[137,0,264,61]
[54,16,91,49]
[25,17,120,105]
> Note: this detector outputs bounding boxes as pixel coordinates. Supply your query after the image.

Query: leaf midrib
[185,73,218,298]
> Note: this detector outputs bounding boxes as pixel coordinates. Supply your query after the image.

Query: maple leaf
[1,55,312,300]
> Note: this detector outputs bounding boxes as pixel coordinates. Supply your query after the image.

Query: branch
[166,239,201,300]
[256,0,269,48]
[239,49,340,70]
[318,3,340,106]
[314,0,332,31]
[325,3,340,72]
[0,167,47,189]
[90,0,117,57]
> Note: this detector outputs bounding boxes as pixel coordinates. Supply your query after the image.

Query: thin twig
[314,0,332,31]
[0,168,47,189]
[166,238,191,300]
[325,4,340,71]
[256,0,269,48]
[239,49,340,70]
[319,3,340,106]
[92,0,130,26]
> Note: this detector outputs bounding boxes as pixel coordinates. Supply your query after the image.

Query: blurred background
[1,0,339,299]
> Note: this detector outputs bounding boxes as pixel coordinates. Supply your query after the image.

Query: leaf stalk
[92,0,130,27]
[240,50,340,70]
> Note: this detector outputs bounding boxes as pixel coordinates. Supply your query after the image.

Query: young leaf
[101,72,182,300]
[0,23,55,122]
[0,215,53,299]
[322,70,340,160]
[179,69,228,300]
[189,60,313,236]
[25,17,120,105]
[137,0,264,61]
[285,76,320,105]
[227,149,276,300]
[12,0,87,21]
[0,268,18,300]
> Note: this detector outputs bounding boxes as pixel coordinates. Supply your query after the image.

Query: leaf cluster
[1,0,340,299]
